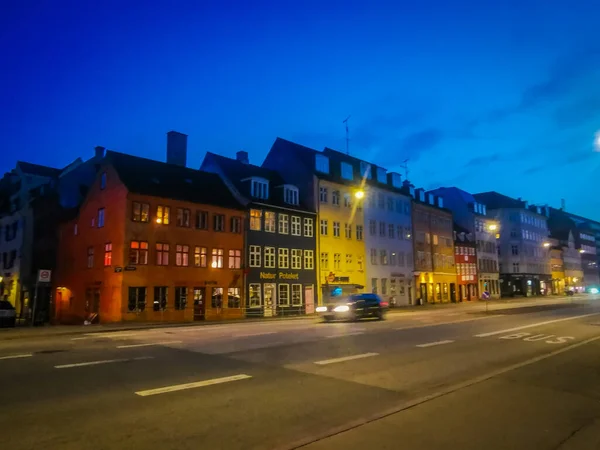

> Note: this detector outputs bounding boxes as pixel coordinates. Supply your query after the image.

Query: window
[264,247,276,268]
[196,210,208,229]
[213,214,225,232]
[332,190,340,206]
[156,206,170,225]
[341,162,353,180]
[380,250,388,265]
[251,179,269,199]
[278,248,289,268]
[129,241,148,265]
[175,245,189,267]
[376,167,386,183]
[104,242,112,266]
[511,245,519,256]
[156,243,170,266]
[230,216,242,233]
[292,284,302,306]
[372,278,378,294]
[369,220,377,236]
[343,193,352,208]
[249,245,261,267]
[433,235,439,246]
[154,287,168,311]
[304,218,313,237]
[346,253,352,269]
[315,154,329,173]
[211,287,224,308]
[379,222,386,237]
[345,223,352,239]
[513,262,520,273]
[360,161,372,179]
[291,216,301,236]
[398,252,405,266]
[387,197,394,211]
[249,284,261,308]
[356,225,364,241]
[227,287,241,308]
[278,214,289,234]
[381,278,388,295]
[388,224,395,239]
[320,219,328,236]
[226,249,241,269]
[397,225,403,240]
[510,229,518,238]
[425,233,431,244]
[128,287,146,312]
[278,284,290,306]
[132,202,149,222]
[97,208,105,228]
[321,252,329,270]
[211,248,224,268]
[333,221,340,237]
[175,287,187,310]
[390,252,397,266]
[304,250,314,269]
[100,172,107,189]
[357,255,363,271]
[291,249,302,269]
[194,246,207,267]
[333,253,341,270]
[250,209,262,231]
[87,246,94,268]
[284,187,299,205]
[262,211,275,233]
[405,227,412,239]
[378,193,385,208]
[371,248,378,265]
[319,187,328,203]
[395,199,403,213]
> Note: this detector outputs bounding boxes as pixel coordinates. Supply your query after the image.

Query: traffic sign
[38,269,52,283]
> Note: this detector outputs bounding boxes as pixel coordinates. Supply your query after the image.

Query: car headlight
[333,305,350,312]
[591,288,599,294]
[315,306,327,312]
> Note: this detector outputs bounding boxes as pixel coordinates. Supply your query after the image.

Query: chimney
[236,151,249,164]
[561,198,566,211]
[166,131,188,166]
[94,146,105,159]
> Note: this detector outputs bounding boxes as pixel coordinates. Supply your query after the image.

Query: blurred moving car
[0,300,17,328]
[316,293,388,322]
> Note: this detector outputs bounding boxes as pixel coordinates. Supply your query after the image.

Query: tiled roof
[106,151,244,210]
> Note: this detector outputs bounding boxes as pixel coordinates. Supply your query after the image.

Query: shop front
[500,274,552,297]
[414,272,457,304]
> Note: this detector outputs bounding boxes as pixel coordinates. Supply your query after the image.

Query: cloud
[400,127,444,155]
[552,92,600,128]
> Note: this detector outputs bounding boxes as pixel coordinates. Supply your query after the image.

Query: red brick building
[454,225,478,301]
[54,150,245,324]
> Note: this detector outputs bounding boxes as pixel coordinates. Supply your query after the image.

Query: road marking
[135,374,252,397]
[474,313,600,337]
[55,356,154,369]
[416,339,455,348]
[116,340,182,349]
[395,314,498,330]
[235,331,277,338]
[325,331,365,338]
[0,354,33,360]
[71,337,91,341]
[314,352,378,365]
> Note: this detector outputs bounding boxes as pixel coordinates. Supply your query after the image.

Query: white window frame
[284,186,299,205]
[278,214,289,234]
[291,249,302,269]
[251,177,269,199]
[341,162,353,180]
[264,211,276,233]
[264,247,276,268]
[278,283,290,306]
[319,187,328,203]
[249,245,261,267]
[291,284,302,306]
[304,218,313,237]
[333,221,340,237]
[291,216,301,236]
[250,209,262,231]
[304,250,314,269]
[249,283,262,308]
[278,248,289,268]
[320,219,328,236]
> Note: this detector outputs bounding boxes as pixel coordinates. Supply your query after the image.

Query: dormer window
[284,185,299,205]
[315,154,329,174]
[251,177,269,199]
[390,173,401,188]
[341,162,353,180]
[360,161,372,179]
[376,167,386,183]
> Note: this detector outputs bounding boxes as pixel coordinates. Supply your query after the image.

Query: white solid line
[325,331,365,338]
[314,352,379,365]
[135,374,252,397]
[235,331,277,338]
[116,340,182,349]
[71,337,91,341]
[395,314,498,330]
[55,356,154,369]
[474,313,600,337]
[0,354,33,360]
[416,340,455,348]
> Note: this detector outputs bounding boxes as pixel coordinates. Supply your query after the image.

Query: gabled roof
[106,151,244,210]
[17,161,62,178]
[473,191,528,210]
[271,137,319,168]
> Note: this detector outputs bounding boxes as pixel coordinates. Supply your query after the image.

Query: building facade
[54,149,246,324]
[412,190,457,303]
[201,151,318,317]
[474,193,551,297]
[454,226,478,301]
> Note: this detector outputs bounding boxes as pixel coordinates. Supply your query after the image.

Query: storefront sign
[124,266,136,271]
[259,272,299,280]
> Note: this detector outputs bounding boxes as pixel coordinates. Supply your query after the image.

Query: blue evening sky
[2,1,599,218]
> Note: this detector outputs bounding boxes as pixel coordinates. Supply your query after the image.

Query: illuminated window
[278,284,290,306]
[227,287,241,308]
[291,249,302,269]
[264,247,276,268]
[228,249,241,269]
[157,206,170,225]
[194,246,207,267]
[278,214,289,234]
[104,242,112,266]
[292,284,302,306]
[278,248,289,268]
[304,250,314,269]
[129,241,148,265]
[156,243,169,266]
[175,244,189,267]
[132,202,149,222]
[211,287,224,308]
[250,209,262,231]
[304,218,313,237]
[249,284,261,308]
[211,248,224,268]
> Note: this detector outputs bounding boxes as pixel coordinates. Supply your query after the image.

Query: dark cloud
[400,128,444,155]
[552,92,600,128]
[462,152,503,170]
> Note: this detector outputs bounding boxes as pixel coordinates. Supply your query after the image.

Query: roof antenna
[400,159,410,180]
[342,115,351,155]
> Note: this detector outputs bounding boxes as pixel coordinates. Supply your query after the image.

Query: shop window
[228,287,241,308]
[211,287,223,308]
[154,287,168,311]
[291,284,302,306]
[175,287,187,310]
[249,284,261,308]
[128,287,146,312]
[278,284,290,306]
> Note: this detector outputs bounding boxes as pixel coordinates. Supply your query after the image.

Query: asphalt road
[2,296,600,450]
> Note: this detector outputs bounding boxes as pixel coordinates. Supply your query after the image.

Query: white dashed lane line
[54,356,154,369]
[416,340,455,348]
[135,374,252,397]
[325,331,365,339]
[474,313,600,338]
[116,341,182,349]
[0,354,33,360]
[314,352,379,365]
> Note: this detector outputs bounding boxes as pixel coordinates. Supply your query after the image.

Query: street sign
[124,266,137,271]
[38,269,52,283]
[114,267,123,273]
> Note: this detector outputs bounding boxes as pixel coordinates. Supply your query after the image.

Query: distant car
[316,293,388,322]
[0,300,16,328]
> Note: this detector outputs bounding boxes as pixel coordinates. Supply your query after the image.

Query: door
[304,285,315,314]
[193,287,206,321]
[264,284,276,317]
[420,283,427,303]
[450,283,456,302]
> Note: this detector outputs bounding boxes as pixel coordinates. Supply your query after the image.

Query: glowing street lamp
[488,224,498,232]
[543,242,551,248]
[354,190,365,199]
[579,249,585,254]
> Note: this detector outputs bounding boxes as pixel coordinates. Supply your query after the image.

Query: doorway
[419,283,427,304]
[304,285,314,314]
[450,283,457,302]
[264,283,276,317]
[193,287,206,321]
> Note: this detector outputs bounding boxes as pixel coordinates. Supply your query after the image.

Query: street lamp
[579,249,585,254]
[488,224,498,231]
[354,190,365,199]
[543,242,551,248]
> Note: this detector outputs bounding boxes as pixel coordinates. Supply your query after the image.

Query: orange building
[54,149,245,324]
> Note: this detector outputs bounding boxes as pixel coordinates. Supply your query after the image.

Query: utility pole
[343,116,351,155]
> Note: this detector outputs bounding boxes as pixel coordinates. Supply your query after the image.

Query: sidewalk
[0,295,586,341]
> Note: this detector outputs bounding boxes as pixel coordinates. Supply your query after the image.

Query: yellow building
[550,245,565,294]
